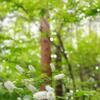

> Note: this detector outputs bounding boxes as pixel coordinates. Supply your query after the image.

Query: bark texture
[40,17,52,91]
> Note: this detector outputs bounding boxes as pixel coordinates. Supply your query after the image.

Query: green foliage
[0,0,100,100]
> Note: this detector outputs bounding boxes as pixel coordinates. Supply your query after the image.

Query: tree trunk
[40,17,52,91]
[55,45,63,99]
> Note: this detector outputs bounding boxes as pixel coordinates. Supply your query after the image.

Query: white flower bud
[27,84,37,93]
[63,0,68,3]
[50,63,55,72]
[45,85,54,92]
[23,95,31,100]
[17,97,22,100]
[54,74,65,80]
[4,81,16,92]
[16,65,24,73]
[33,91,48,100]
[28,65,36,72]
[33,91,55,100]
[67,9,75,14]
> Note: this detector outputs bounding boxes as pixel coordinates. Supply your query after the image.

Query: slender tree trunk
[40,17,52,91]
[55,45,63,99]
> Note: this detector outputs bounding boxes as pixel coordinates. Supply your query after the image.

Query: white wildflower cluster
[33,85,55,100]
[50,63,55,72]
[16,64,36,74]
[45,85,54,92]
[67,9,75,14]
[26,84,37,93]
[23,95,31,100]
[63,0,68,3]
[4,80,16,92]
[23,79,37,93]
[28,65,36,72]
[33,91,55,100]
[33,91,48,100]
[54,74,65,80]
[16,65,24,73]
[17,97,22,100]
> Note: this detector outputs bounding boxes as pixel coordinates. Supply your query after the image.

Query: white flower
[67,9,75,14]
[17,97,22,100]
[33,91,55,100]
[4,81,16,92]
[0,65,3,72]
[63,0,68,3]
[28,65,36,72]
[27,84,37,93]
[16,65,24,73]
[54,74,65,80]
[23,95,31,100]
[70,90,74,94]
[33,91,48,100]
[50,63,55,72]
[45,85,54,92]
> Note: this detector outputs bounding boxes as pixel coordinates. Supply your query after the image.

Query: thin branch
[50,41,58,48]
[56,23,76,92]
